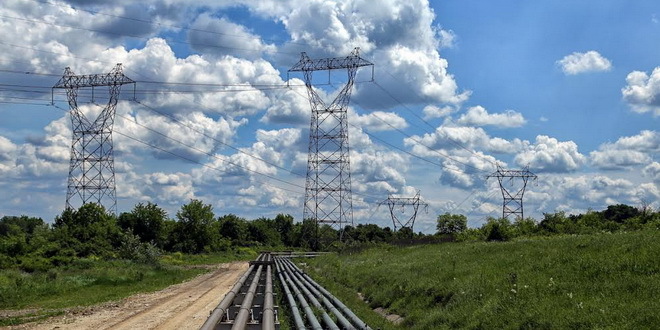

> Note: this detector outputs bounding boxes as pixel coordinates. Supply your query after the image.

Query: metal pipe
[289,264,353,329]
[231,264,264,330]
[280,259,339,330]
[200,262,256,330]
[277,259,323,330]
[275,259,306,330]
[285,258,372,330]
[262,264,275,330]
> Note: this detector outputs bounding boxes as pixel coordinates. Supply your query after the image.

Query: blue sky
[0,0,658,233]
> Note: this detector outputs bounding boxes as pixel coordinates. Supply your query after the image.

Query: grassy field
[302,230,660,329]
[0,250,257,326]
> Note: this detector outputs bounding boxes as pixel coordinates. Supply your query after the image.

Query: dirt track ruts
[8,261,248,330]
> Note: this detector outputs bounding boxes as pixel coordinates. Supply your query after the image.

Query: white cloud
[643,162,660,184]
[438,29,456,49]
[557,50,612,75]
[188,13,276,59]
[0,136,18,161]
[531,174,659,214]
[405,124,527,156]
[352,111,408,132]
[589,130,658,170]
[422,105,455,119]
[456,106,527,128]
[515,135,586,173]
[260,83,310,125]
[438,151,499,189]
[622,68,660,116]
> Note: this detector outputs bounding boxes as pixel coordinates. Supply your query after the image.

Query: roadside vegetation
[1,199,658,326]
[303,229,660,328]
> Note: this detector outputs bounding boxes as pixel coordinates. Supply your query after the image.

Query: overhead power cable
[0,14,297,57]
[131,99,307,180]
[28,0,312,49]
[50,103,307,196]
[377,71,498,166]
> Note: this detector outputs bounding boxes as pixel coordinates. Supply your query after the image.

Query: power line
[131,99,307,180]
[51,103,307,197]
[373,78,497,167]
[0,13,297,57]
[28,0,311,49]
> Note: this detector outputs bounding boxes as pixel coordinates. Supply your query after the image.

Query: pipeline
[290,260,372,330]
[278,256,372,330]
[262,264,275,330]
[202,252,370,330]
[200,260,257,330]
[231,263,263,330]
[274,259,308,330]
[276,258,323,330]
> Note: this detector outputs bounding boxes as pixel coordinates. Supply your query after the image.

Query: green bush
[482,217,514,241]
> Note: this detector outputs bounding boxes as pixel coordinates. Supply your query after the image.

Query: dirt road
[10,261,248,330]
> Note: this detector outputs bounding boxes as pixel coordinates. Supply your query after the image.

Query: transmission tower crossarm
[53,64,135,88]
[288,48,373,72]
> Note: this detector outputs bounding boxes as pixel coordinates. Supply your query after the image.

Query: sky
[0,0,658,233]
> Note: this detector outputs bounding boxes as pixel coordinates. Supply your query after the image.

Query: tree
[247,218,281,246]
[118,202,168,247]
[170,199,215,253]
[52,203,121,257]
[436,213,467,236]
[274,214,295,246]
[218,214,248,244]
[602,204,639,224]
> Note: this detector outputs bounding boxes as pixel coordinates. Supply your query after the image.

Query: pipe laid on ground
[231,263,264,330]
[289,264,353,329]
[285,257,372,330]
[262,264,275,330]
[200,259,258,330]
[275,259,307,330]
[279,258,339,330]
[276,258,323,330]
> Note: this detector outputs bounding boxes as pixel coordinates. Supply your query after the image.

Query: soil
[6,261,248,330]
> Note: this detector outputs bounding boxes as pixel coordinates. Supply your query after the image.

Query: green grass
[0,252,251,326]
[160,247,258,266]
[302,230,660,329]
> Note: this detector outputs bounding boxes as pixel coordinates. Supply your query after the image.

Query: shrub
[482,217,514,241]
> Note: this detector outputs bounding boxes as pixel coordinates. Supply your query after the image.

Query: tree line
[437,203,660,242]
[1,200,658,272]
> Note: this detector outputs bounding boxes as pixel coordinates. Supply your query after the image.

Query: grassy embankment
[303,230,660,329]
[0,248,257,326]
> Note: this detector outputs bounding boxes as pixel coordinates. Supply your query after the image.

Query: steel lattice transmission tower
[487,165,537,220]
[378,190,428,232]
[52,64,135,214]
[289,48,373,236]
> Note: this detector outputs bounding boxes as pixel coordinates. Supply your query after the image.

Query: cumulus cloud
[352,111,408,132]
[422,105,455,119]
[531,174,659,214]
[438,151,498,189]
[116,106,247,161]
[643,162,660,184]
[405,124,527,156]
[0,136,18,162]
[188,13,277,59]
[515,136,586,173]
[438,28,457,49]
[260,83,310,125]
[622,68,660,116]
[590,130,658,170]
[456,106,526,128]
[557,51,612,75]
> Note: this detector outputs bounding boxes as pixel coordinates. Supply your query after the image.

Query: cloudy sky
[0,0,658,232]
